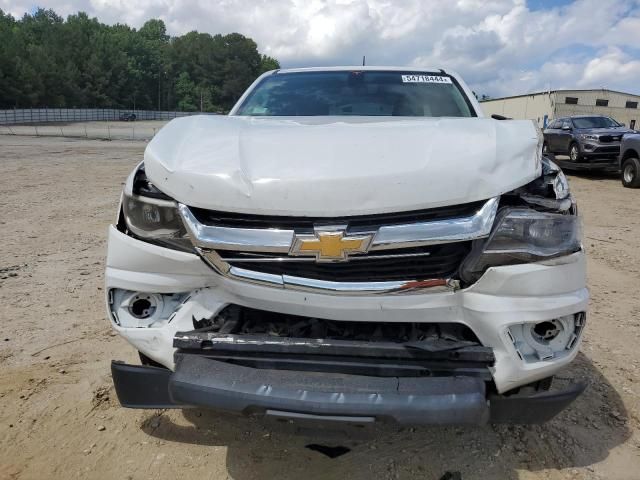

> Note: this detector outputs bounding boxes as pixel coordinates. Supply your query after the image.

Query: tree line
[0,8,280,112]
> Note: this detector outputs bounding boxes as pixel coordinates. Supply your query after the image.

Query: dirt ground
[1,134,640,480]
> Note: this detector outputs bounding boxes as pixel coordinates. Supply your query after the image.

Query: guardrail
[0,108,207,125]
[0,123,161,141]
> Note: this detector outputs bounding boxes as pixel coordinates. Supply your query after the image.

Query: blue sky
[527,0,575,10]
[2,0,640,97]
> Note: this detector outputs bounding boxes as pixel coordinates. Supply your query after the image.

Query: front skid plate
[111,359,586,425]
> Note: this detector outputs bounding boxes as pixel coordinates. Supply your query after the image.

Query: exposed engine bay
[190,304,481,348]
[174,304,495,379]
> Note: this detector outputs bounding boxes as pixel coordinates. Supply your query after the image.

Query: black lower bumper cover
[111,356,585,425]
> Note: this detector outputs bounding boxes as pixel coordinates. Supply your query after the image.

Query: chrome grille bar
[182,199,498,295]
[179,204,293,252]
[218,251,432,262]
[198,248,459,295]
[179,197,498,253]
[372,197,498,250]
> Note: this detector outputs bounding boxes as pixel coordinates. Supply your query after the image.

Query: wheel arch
[622,148,639,161]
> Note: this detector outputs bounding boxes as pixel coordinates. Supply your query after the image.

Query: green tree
[259,54,280,73]
[175,72,197,111]
[0,8,279,111]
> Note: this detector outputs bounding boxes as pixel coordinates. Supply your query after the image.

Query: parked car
[620,133,640,188]
[119,112,137,121]
[107,67,587,426]
[543,115,632,162]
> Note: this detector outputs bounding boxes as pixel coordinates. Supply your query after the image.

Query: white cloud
[2,0,640,96]
[580,47,640,87]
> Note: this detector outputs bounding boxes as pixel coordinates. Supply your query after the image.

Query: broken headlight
[121,166,192,252]
[461,208,582,282]
[519,156,571,206]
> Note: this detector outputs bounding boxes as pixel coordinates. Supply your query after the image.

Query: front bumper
[111,358,585,424]
[580,141,621,158]
[106,226,588,399]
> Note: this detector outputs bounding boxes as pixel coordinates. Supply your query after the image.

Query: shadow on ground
[553,154,620,182]
[565,170,620,182]
[141,353,630,479]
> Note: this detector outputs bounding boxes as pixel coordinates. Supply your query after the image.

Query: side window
[561,119,571,129]
[549,120,560,129]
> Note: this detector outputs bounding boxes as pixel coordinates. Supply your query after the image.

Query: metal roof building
[480,89,640,130]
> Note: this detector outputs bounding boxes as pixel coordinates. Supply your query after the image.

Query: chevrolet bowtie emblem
[290,228,373,262]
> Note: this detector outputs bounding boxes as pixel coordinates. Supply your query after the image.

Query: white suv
[107,67,587,425]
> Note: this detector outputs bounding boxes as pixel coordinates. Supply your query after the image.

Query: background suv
[119,112,137,121]
[543,115,631,162]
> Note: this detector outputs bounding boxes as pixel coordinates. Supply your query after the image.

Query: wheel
[621,157,640,188]
[569,142,581,162]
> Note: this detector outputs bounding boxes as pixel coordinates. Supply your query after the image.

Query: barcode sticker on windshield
[401,75,452,84]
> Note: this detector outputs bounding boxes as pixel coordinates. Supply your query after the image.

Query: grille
[223,243,471,282]
[190,200,485,232]
[599,135,621,143]
[593,146,620,154]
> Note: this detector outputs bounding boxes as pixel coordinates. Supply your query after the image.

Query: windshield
[572,116,621,129]
[235,71,475,117]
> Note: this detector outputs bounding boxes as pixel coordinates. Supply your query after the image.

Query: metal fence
[0,108,205,125]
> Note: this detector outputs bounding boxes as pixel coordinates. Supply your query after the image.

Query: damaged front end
[112,304,499,425]
[112,302,585,425]
[460,157,581,285]
[108,155,587,425]
[175,304,495,379]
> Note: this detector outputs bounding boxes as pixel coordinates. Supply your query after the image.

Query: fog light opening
[508,313,585,364]
[531,320,561,343]
[128,295,156,319]
[108,288,191,328]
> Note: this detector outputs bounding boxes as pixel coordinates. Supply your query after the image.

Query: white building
[480,89,640,130]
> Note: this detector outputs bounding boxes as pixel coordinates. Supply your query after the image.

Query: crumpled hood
[144,115,542,216]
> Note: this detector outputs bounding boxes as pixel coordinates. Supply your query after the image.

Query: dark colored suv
[543,115,632,162]
[119,112,137,121]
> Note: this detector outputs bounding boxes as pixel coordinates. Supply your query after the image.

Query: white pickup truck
[107,67,587,425]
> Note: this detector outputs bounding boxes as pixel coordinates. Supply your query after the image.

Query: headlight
[121,166,193,252]
[579,134,598,141]
[461,208,581,282]
[514,156,572,209]
[552,169,570,199]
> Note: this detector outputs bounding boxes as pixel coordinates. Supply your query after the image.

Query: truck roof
[272,66,447,74]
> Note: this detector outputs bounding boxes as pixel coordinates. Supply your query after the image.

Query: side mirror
[561,124,571,131]
[620,123,626,127]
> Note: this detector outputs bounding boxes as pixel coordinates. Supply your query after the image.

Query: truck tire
[569,142,581,162]
[621,157,640,188]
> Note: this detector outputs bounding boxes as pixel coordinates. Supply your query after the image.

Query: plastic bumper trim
[110,359,585,424]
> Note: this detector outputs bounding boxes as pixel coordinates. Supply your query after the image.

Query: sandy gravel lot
[1,135,640,480]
